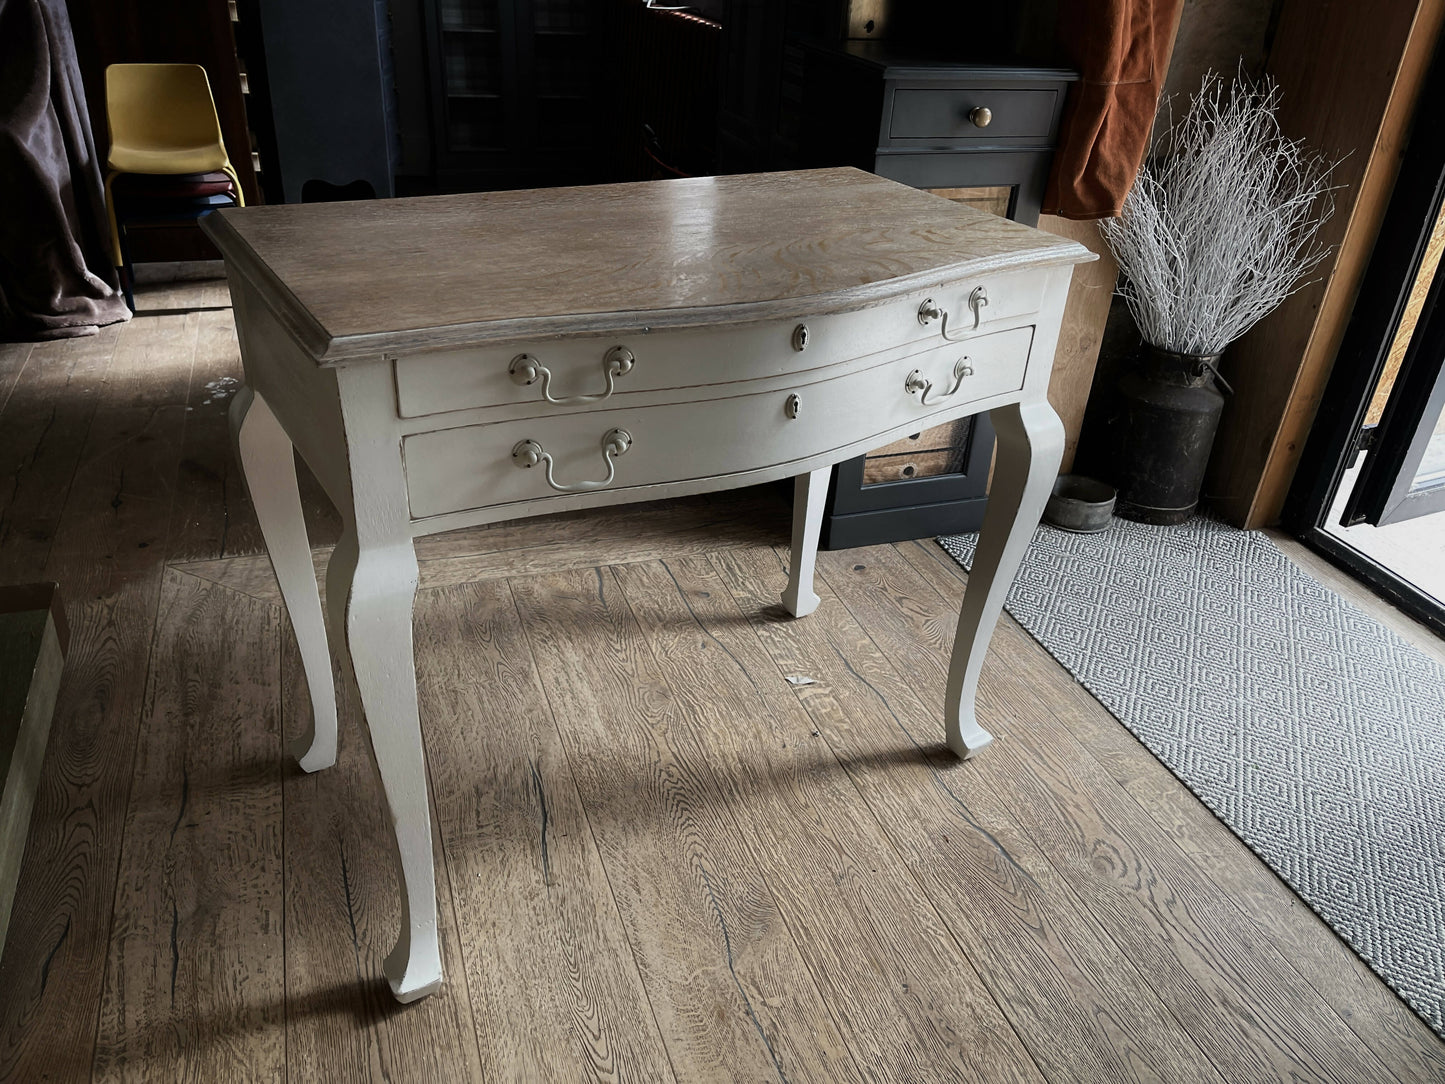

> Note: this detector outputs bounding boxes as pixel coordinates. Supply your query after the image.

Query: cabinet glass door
[533,0,596,150]
[439,0,505,151]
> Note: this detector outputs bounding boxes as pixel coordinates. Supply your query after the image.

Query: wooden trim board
[0,583,69,961]
[1038,214,1119,472]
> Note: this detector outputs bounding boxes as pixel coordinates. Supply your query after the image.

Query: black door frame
[1343,259,1445,525]
[1281,29,1445,637]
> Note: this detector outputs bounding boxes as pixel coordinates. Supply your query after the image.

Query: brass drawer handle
[917,286,990,341]
[509,346,634,404]
[905,357,974,406]
[511,428,632,493]
[969,106,992,128]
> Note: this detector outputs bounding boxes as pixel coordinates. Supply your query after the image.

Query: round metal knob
[512,439,544,467]
[604,345,635,375]
[603,427,632,457]
[509,354,541,386]
[969,106,992,129]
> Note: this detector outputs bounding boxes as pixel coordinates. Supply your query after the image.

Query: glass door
[1284,34,1445,633]
[1343,249,1445,525]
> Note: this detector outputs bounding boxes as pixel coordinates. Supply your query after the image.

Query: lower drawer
[402,325,1032,519]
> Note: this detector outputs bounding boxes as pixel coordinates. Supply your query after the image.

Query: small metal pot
[1044,475,1116,532]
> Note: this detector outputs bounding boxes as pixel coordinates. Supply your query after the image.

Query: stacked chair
[102,63,245,311]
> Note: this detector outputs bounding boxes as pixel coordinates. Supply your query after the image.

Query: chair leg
[105,171,136,312]
[222,164,246,207]
[103,171,124,267]
[116,224,135,313]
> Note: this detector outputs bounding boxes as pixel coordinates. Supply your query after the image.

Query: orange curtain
[1041,0,1184,220]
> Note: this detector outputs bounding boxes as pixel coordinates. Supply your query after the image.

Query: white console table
[203,167,1091,1002]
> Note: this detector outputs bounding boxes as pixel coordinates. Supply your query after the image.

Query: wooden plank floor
[2,267,1444,1082]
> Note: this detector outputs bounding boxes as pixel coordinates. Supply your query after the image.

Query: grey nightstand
[779,40,1077,548]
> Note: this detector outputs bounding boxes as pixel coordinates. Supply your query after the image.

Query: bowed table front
[203,167,1093,1001]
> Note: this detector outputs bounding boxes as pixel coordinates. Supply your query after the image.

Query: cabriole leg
[782,465,830,618]
[329,525,441,1002]
[231,386,339,772]
[944,399,1064,758]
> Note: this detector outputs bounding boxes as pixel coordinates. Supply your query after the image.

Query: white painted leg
[944,400,1064,758]
[231,386,339,772]
[330,527,441,1002]
[781,465,830,618]
[324,523,358,666]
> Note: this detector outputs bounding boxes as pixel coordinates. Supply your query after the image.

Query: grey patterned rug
[938,516,1445,1037]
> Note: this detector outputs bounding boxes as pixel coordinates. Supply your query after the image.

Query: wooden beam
[1205,0,1445,527]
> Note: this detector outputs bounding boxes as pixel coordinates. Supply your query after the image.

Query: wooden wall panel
[1039,214,1119,473]
[1159,0,1277,102]
[1205,0,1445,527]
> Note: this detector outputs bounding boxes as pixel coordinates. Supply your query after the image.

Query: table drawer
[403,325,1033,519]
[391,273,1045,420]
[887,88,1062,143]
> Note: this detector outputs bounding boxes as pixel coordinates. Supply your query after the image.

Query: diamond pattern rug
[938,516,1445,1036]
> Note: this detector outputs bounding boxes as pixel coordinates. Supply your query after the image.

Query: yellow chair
[103,63,245,268]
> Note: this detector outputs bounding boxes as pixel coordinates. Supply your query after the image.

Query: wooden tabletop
[203,167,1091,362]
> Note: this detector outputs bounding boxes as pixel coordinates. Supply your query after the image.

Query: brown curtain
[1042,0,1184,220]
[0,0,130,340]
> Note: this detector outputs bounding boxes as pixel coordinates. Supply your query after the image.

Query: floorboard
[0,329,119,581]
[511,565,870,1082]
[92,570,285,1083]
[0,342,33,424]
[416,579,675,1081]
[280,611,485,1084]
[164,307,256,564]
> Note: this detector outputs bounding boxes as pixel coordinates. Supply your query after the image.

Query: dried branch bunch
[1100,70,1338,356]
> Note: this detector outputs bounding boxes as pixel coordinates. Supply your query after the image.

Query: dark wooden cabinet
[421,0,606,190]
[777,40,1075,547]
[249,0,399,203]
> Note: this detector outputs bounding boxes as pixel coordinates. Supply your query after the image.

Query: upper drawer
[887,88,1062,143]
[391,271,1046,420]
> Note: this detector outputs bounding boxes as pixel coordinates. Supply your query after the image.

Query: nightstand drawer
[888,87,1062,143]
[402,325,1033,519]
